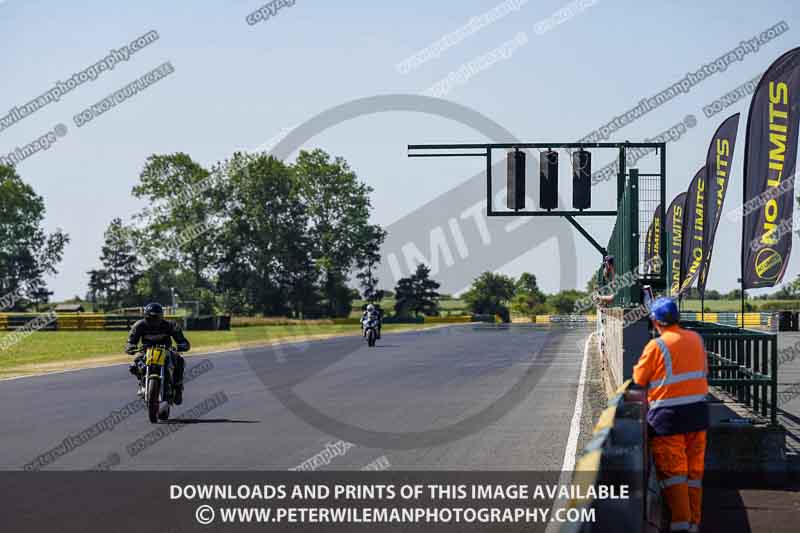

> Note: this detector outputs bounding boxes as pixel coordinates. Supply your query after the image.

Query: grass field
[0,323,439,379]
[678,299,798,311]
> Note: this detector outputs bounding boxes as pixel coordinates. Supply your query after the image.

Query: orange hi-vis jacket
[633,325,710,435]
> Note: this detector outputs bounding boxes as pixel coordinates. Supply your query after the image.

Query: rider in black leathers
[126,303,190,404]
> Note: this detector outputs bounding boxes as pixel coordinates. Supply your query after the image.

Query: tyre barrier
[778,311,799,331]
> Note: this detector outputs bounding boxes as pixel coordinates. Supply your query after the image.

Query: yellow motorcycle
[142,344,179,423]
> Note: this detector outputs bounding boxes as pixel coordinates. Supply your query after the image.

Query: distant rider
[125,303,190,404]
[361,303,382,339]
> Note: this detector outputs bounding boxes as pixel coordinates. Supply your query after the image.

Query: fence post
[770,337,778,425]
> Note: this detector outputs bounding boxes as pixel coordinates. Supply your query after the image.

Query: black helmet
[144,303,164,325]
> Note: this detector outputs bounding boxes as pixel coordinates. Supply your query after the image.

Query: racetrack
[0,324,592,471]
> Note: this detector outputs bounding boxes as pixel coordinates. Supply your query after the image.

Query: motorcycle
[364,318,378,347]
[140,344,180,423]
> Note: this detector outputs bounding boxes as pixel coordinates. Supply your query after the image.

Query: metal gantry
[408,141,667,290]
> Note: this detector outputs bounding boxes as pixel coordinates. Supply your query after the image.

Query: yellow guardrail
[0,313,180,331]
[425,315,472,323]
[682,311,772,329]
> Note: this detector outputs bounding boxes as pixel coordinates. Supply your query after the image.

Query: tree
[132,153,221,292]
[771,277,800,300]
[511,272,546,316]
[547,290,588,314]
[87,218,140,310]
[724,288,744,300]
[216,152,319,316]
[394,264,441,317]
[356,226,387,304]
[463,272,516,321]
[294,149,385,317]
[133,259,180,307]
[87,268,110,307]
[0,165,69,307]
[704,289,722,300]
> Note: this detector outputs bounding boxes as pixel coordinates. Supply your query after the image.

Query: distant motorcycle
[139,345,180,423]
[363,318,378,347]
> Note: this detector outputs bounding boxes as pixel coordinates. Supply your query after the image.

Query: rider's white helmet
[367,304,375,312]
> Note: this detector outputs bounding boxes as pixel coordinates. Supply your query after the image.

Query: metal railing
[683,320,778,425]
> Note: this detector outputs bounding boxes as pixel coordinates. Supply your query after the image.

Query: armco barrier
[559,381,665,533]
[680,311,776,330]
[0,313,213,331]
[424,315,472,324]
[0,313,60,331]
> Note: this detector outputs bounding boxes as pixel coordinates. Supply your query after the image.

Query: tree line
[0,150,385,317]
[84,149,386,317]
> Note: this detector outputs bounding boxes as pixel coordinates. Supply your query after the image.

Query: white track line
[560,332,592,473]
[544,331,593,533]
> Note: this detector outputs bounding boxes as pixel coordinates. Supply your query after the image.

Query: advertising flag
[698,113,740,295]
[679,167,706,295]
[644,218,654,271]
[645,203,662,275]
[666,192,687,296]
[742,47,800,288]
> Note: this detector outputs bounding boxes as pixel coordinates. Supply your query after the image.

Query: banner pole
[740,280,745,327]
[701,292,705,321]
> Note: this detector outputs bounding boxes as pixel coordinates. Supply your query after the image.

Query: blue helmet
[650,297,679,325]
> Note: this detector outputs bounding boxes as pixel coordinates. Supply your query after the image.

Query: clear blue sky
[1,0,798,300]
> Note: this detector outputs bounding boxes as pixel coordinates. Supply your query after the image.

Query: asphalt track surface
[1,324,592,471]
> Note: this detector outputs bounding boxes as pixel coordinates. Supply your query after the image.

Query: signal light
[539,150,558,210]
[506,149,526,210]
[572,149,591,210]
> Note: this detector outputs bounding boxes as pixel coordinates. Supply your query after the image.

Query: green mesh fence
[598,169,640,306]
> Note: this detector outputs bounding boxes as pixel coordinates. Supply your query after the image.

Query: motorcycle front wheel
[147,377,161,423]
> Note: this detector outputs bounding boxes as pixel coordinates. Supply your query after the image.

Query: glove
[176,342,189,352]
[125,344,138,355]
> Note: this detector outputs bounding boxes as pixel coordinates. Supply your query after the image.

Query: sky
[1,0,799,301]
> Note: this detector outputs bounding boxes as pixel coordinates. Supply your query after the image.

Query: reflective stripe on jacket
[633,325,709,435]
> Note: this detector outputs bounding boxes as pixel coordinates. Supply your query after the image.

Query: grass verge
[0,323,441,379]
